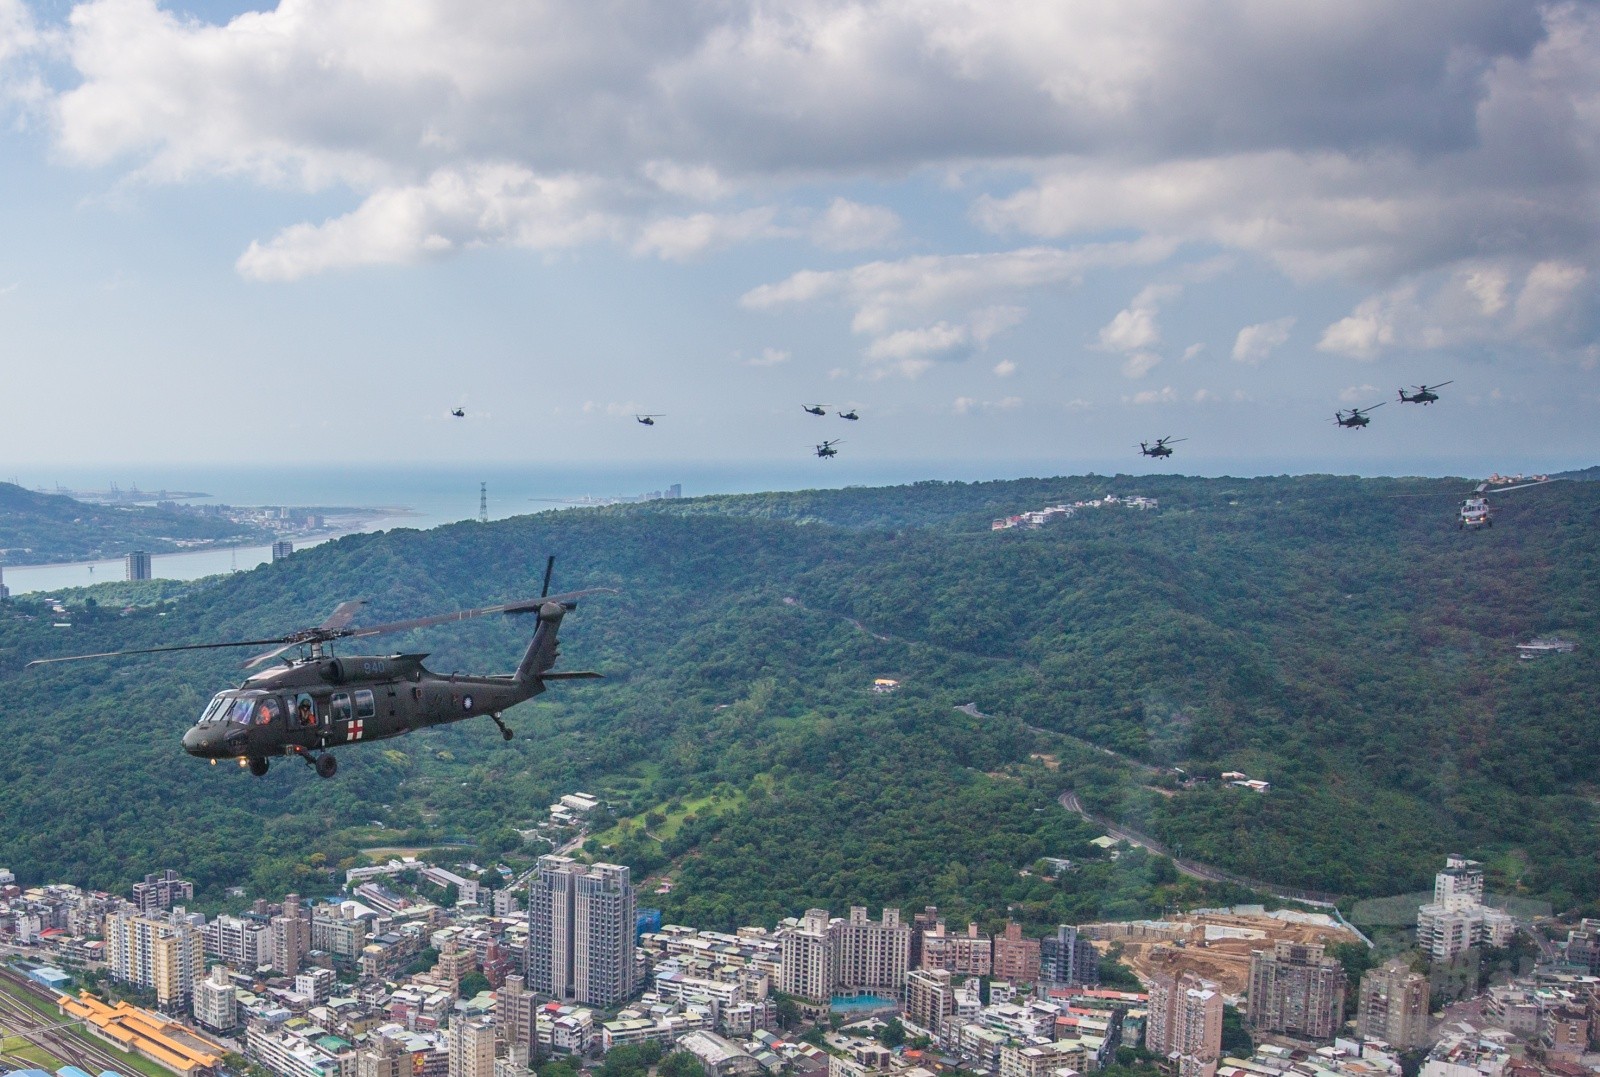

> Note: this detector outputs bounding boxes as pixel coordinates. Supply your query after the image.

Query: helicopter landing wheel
[247,756,269,777]
[314,754,338,779]
[491,713,514,741]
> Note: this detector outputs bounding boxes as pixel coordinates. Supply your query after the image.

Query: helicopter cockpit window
[354,689,376,719]
[200,695,230,724]
[256,698,283,726]
[330,693,352,722]
[226,698,256,725]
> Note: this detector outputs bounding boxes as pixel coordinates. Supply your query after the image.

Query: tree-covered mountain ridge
[1,471,1595,924]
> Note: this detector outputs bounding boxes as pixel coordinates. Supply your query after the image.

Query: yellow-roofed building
[57,990,225,1077]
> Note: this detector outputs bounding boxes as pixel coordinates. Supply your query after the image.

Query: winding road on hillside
[956,702,1371,943]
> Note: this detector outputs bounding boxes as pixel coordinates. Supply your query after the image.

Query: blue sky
[0,0,1596,477]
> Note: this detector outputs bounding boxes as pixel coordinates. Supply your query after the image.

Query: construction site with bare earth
[1082,905,1365,1000]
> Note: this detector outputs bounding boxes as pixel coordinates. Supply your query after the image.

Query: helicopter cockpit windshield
[199,692,274,726]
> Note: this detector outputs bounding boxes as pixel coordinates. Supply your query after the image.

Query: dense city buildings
[204,913,270,969]
[904,967,958,1035]
[910,906,941,969]
[6,842,1586,1077]
[779,908,836,1004]
[527,854,636,1007]
[447,1017,497,1077]
[574,863,635,1007]
[1357,959,1431,1049]
[992,921,1041,984]
[1562,920,1600,974]
[1039,924,1099,988]
[835,906,912,994]
[1416,857,1515,962]
[1147,971,1223,1077]
[103,906,205,1011]
[1246,941,1346,1041]
[921,921,993,977]
[132,870,195,914]
[528,854,579,999]
[191,964,238,1033]
[271,893,312,976]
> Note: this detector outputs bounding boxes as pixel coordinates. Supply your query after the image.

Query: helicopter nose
[183,725,224,757]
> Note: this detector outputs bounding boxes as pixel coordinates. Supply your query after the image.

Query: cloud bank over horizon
[0,0,1593,471]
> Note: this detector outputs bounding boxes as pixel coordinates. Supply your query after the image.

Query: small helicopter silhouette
[802,404,829,416]
[815,439,842,458]
[1332,402,1385,428]
[451,408,466,418]
[636,414,663,426]
[27,559,610,778]
[838,409,860,421]
[1139,436,1186,458]
[1399,381,1453,404]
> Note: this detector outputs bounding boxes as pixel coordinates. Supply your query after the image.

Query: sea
[1,459,1069,596]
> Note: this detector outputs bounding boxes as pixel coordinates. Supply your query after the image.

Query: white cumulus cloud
[1231,316,1295,364]
[237,164,618,281]
[809,198,902,251]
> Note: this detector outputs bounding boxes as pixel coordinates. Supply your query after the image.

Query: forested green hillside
[0,483,268,563]
[0,472,1595,926]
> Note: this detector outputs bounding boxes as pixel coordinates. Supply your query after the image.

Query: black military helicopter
[815,439,842,458]
[27,560,611,778]
[1332,402,1385,428]
[636,414,663,426]
[802,403,829,416]
[451,408,466,418]
[1139,436,1186,458]
[838,409,860,420]
[1399,381,1453,404]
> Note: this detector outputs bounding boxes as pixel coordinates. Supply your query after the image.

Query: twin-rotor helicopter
[27,559,610,779]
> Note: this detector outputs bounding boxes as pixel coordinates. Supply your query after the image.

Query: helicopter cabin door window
[330,693,352,722]
[354,689,376,720]
[255,698,283,726]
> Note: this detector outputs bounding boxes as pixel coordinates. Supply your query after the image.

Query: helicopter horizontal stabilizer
[539,670,604,680]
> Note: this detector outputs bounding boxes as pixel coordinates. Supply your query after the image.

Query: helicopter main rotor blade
[242,640,304,669]
[1488,479,1559,494]
[319,600,367,632]
[339,588,621,641]
[27,636,298,669]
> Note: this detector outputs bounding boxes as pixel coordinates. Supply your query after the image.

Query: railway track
[0,966,154,1076]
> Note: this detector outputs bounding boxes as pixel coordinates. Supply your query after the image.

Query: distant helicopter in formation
[451,408,466,418]
[815,439,842,459]
[1139,436,1186,458]
[802,404,829,416]
[1332,403,1385,428]
[1399,381,1453,404]
[636,414,663,426]
[1457,476,1556,530]
[838,409,859,420]
[26,559,612,778]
